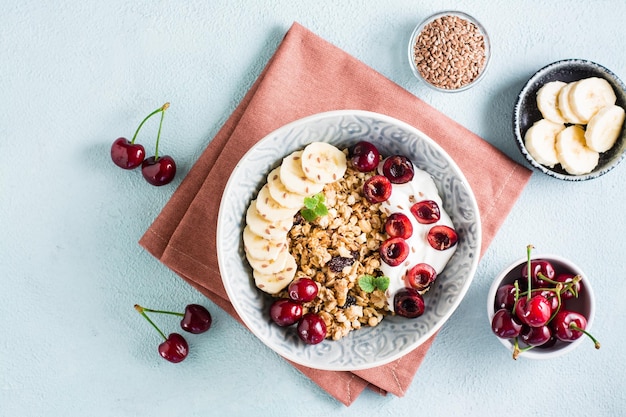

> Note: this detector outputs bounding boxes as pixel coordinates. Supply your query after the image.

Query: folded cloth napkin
[139,22,532,406]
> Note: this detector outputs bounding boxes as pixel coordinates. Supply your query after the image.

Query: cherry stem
[153,103,168,160]
[137,306,184,317]
[570,323,601,349]
[134,304,167,341]
[526,244,534,302]
[130,102,170,145]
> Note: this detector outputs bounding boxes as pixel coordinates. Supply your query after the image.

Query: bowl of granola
[216,110,481,371]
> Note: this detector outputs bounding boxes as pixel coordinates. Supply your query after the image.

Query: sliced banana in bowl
[514,59,626,180]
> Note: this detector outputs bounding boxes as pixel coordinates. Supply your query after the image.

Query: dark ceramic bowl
[513,59,626,180]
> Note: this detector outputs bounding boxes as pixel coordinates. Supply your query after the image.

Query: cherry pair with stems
[110,103,176,186]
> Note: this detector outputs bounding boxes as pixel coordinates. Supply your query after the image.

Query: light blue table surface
[2,1,625,416]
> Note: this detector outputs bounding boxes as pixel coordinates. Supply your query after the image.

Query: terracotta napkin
[139,22,531,406]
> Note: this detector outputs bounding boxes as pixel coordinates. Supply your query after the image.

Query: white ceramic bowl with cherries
[217,110,481,371]
[487,248,598,360]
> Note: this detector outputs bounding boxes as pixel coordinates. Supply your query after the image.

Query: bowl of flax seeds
[408,11,490,92]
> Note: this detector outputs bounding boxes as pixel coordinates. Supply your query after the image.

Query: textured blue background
[2,1,625,416]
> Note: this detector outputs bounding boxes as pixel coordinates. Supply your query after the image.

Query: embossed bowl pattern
[217,110,481,371]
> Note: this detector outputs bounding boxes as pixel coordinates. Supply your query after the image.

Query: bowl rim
[512,58,626,181]
[216,109,482,370]
[486,253,595,359]
[407,10,491,93]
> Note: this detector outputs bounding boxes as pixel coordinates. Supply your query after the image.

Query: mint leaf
[300,208,317,222]
[303,196,317,210]
[358,275,376,293]
[374,276,390,292]
[314,204,328,217]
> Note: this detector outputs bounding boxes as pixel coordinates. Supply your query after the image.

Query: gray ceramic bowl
[217,110,481,371]
[513,59,626,180]
[487,254,595,359]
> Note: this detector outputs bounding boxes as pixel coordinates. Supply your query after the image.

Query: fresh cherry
[555,273,581,300]
[551,310,592,344]
[134,304,190,363]
[288,277,319,303]
[382,155,414,184]
[111,102,169,170]
[393,287,425,318]
[410,200,441,224]
[142,155,177,186]
[134,304,212,334]
[363,175,392,203]
[379,237,410,266]
[297,313,327,344]
[111,137,145,169]
[270,299,303,327]
[158,333,189,363]
[350,141,380,172]
[538,289,560,314]
[427,225,458,250]
[491,308,523,338]
[180,304,212,334]
[520,324,552,347]
[521,259,555,288]
[514,294,552,328]
[405,263,437,292]
[384,212,413,239]
[495,284,517,310]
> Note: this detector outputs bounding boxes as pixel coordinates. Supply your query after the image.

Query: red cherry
[555,273,581,300]
[350,141,380,172]
[514,295,552,327]
[111,137,146,169]
[495,284,517,310]
[382,155,414,184]
[297,313,327,344]
[538,289,560,314]
[427,225,458,250]
[142,155,177,186]
[288,278,319,303]
[393,288,425,318]
[491,308,523,339]
[379,237,410,266]
[521,259,555,288]
[410,200,441,224]
[363,175,392,203]
[520,324,552,347]
[384,212,413,239]
[551,310,587,342]
[180,304,212,334]
[158,333,189,363]
[270,299,303,327]
[405,263,437,292]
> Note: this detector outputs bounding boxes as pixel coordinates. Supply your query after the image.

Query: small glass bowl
[408,11,491,93]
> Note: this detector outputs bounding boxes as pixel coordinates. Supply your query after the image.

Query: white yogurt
[377,164,457,311]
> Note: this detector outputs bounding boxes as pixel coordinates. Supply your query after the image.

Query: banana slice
[585,104,625,152]
[301,142,348,184]
[279,151,325,196]
[266,167,306,209]
[524,119,565,167]
[246,245,291,275]
[569,77,616,124]
[556,125,599,175]
[557,82,585,124]
[242,225,287,261]
[536,81,567,124]
[253,253,297,294]
[246,200,292,241]
[255,184,299,222]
